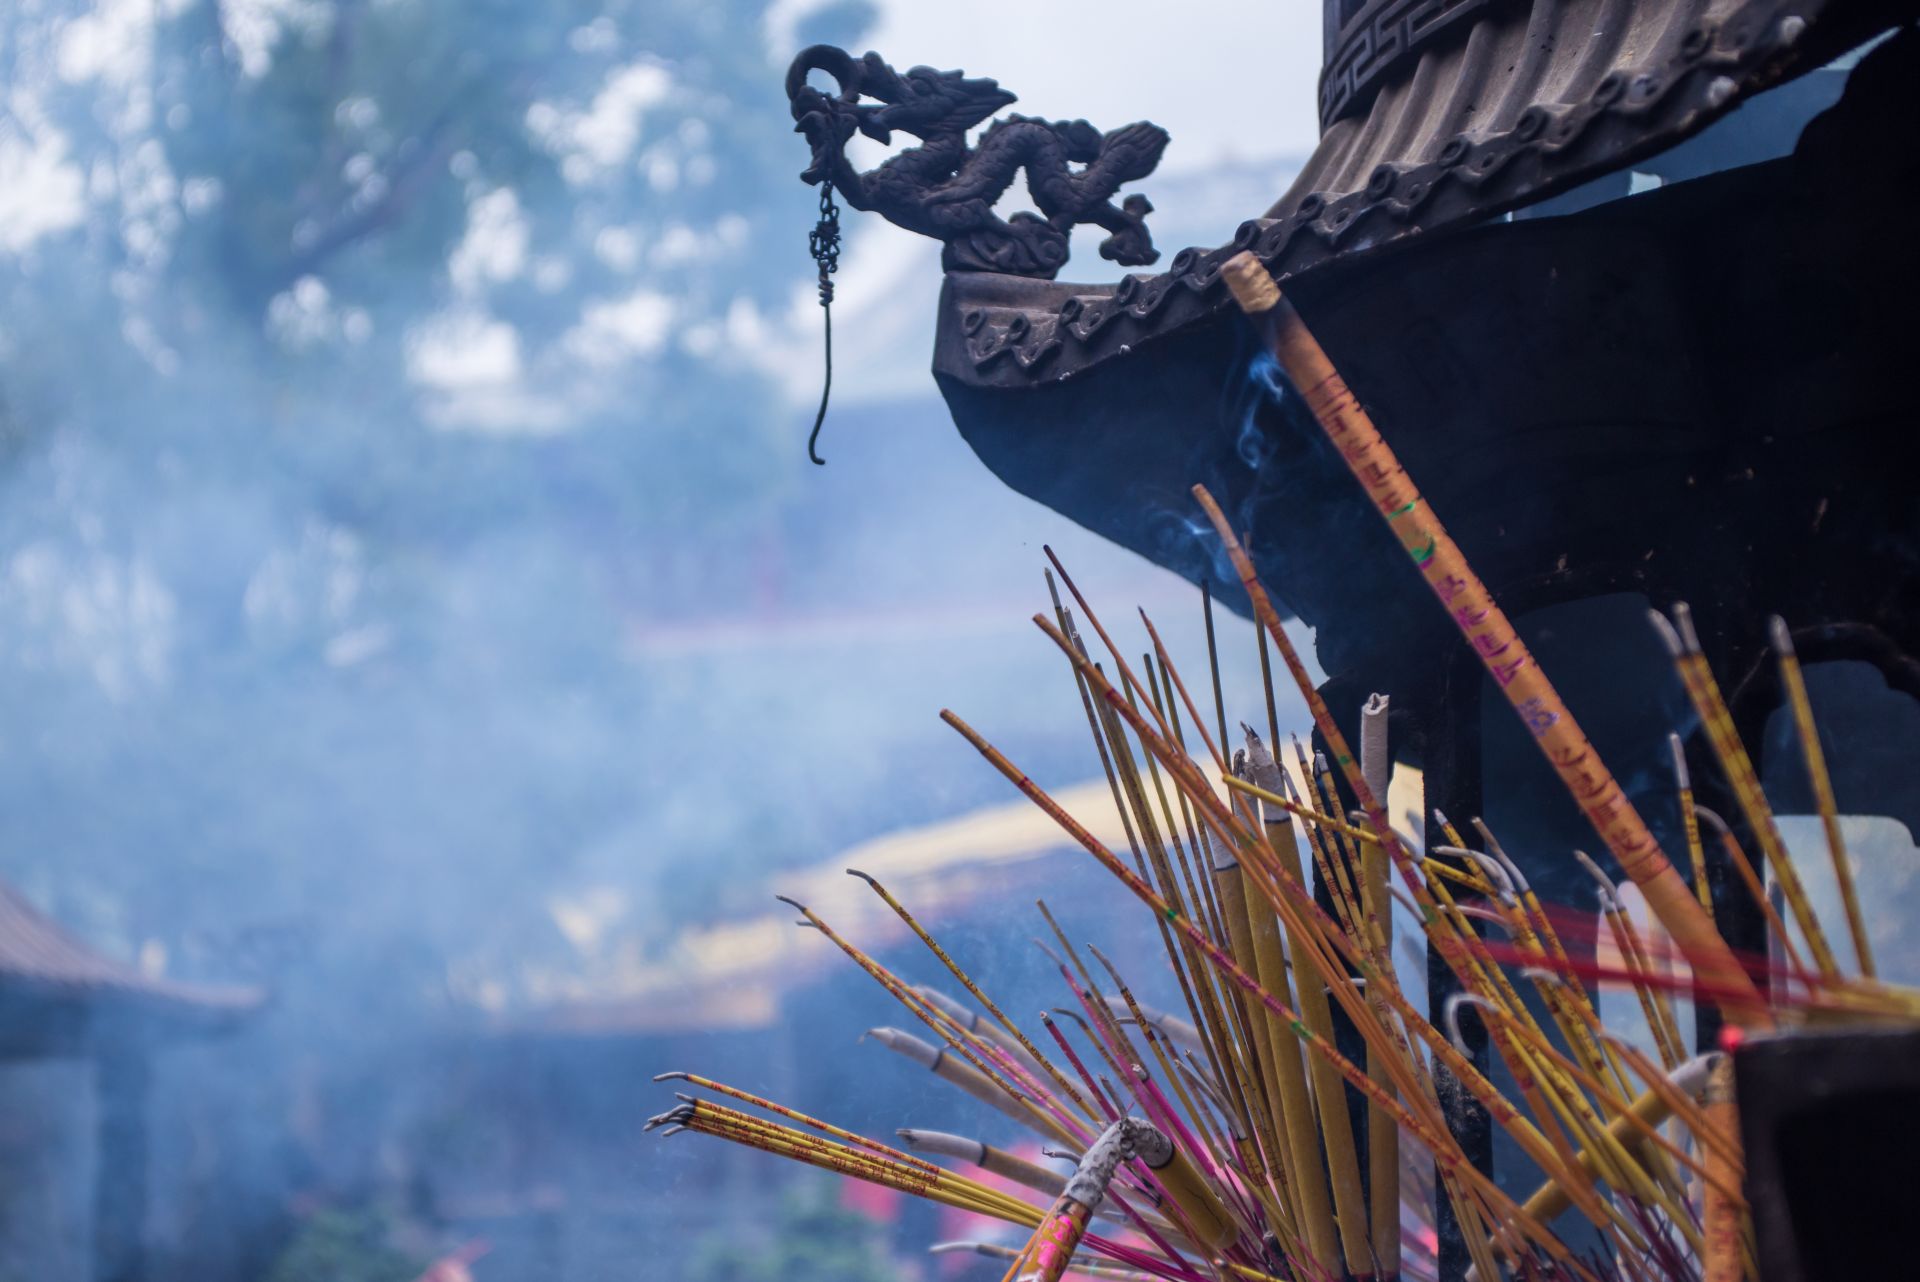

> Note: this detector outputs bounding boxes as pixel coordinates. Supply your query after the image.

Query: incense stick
[1654,604,1838,982]
[655,518,1920,1282]
[1217,252,1767,1031]
[1770,616,1874,978]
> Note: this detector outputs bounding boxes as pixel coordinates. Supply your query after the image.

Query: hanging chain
[805,180,842,466]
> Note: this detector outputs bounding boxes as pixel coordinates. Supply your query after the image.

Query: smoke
[0,6,1343,1279]
[1235,351,1286,472]
[1142,507,1240,601]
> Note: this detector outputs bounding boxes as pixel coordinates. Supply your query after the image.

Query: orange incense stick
[1217,251,1769,1030]
[1699,1057,1746,1282]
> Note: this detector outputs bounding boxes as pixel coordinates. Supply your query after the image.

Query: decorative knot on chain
[805,181,841,465]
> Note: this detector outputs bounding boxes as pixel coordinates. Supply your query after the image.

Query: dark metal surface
[786,46,1168,278]
[1735,1025,1920,1282]
[1318,0,1508,129]
[942,27,1920,913]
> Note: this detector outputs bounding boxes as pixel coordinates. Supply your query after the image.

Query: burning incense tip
[1050,1008,1096,1035]
[845,868,879,886]
[1672,600,1705,652]
[1768,614,1796,656]
[1472,819,1531,894]
[1572,849,1620,907]
[1668,732,1692,789]
[1434,845,1514,901]
[651,1071,688,1083]
[1443,992,1497,1054]
[1694,803,1731,837]
[896,1128,988,1163]
[1647,607,1685,657]
[1221,251,1281,314]
[1239,723,1286,793]
[868,1026,941,1069]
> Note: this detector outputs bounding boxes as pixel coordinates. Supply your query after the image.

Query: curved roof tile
[935,0,1894,391]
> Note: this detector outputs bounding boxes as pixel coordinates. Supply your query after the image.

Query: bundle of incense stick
[652,254,1917,1282]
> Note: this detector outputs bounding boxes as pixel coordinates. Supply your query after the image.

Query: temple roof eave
[935,0,1882,393]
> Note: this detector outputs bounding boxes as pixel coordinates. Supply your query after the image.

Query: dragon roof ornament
[785,46,1170,279]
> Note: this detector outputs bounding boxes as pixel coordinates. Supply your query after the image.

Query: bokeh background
[0,3,1327,1279]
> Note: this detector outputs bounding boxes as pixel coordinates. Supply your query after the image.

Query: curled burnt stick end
[644,1102,697,1132]
[1668,733,1693,792]
[868,1025,941,1069]
[783,45,1168,278]
[1062,1118,1171,1212]
[1470,820,1530,896]
[1099,996,1207,1056]
[896,1127,987,1164]
[898,1128,1071,1199]
[1018,1119,1178,1282]
[1434,846,1515,904]
[869,1025,1059,1137]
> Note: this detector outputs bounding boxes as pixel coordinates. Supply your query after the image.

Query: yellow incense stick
[1671,734,1713,922]
[1771,616,1874,978]
[1655,604,1839,981]
[1223,775,1382,847]
[943,705,1597,1275]
[1693,803,1815,989]
[1214,796,1342,1272]
[849,869,1098,1121]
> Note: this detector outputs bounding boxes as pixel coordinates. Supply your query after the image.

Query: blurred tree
[689,1179,897,1282]
[0,0,869,1001]
[263,1209,419,1282]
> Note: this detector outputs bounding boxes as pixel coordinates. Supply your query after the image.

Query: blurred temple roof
[0,882,266,1055]
[503,779,1131,1037]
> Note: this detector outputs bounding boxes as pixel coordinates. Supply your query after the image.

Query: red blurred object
[839,1175,903,1224]
[412,1238,492,1282]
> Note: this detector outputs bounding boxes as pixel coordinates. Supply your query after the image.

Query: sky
[859,1,1327,170]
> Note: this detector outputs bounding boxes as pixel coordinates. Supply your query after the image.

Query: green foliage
[688,1179,897,1282]
[264,1209,420,1282]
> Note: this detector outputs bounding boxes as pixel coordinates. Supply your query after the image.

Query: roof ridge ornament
[785,44,1170,280]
